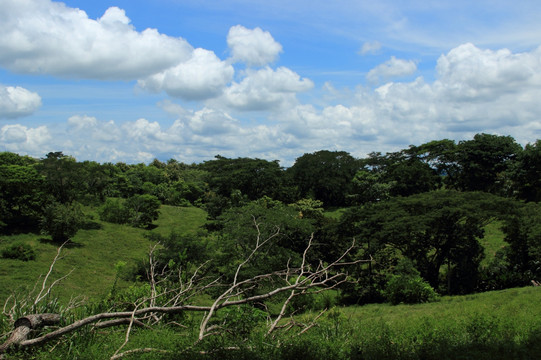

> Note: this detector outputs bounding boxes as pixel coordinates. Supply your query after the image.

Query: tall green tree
[199,156,286,201]
[37,152,83,204]
[512,140,541,202]
[501,202,541,282]
[216,198,315,279]
[288,150,359,207]
[0,161,44,229]
[341,191,511,294]
[356,150,441,199]
[451,134,522,194]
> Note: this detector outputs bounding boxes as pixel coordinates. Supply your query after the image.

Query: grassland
[1,204,541,359]
[21,286,541,360]
[0,205,207,303]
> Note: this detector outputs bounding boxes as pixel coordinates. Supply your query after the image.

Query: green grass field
[0,205,207,304]
[21,285,541,360]
[2,204,541,359]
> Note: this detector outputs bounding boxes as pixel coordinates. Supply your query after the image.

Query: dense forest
[1,133,541,358]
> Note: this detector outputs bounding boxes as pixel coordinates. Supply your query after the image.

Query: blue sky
[1,0,541,165]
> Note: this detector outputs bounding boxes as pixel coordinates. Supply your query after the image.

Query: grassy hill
[23,283,541,359]
[0,205,207,304]
[2,204,541,359]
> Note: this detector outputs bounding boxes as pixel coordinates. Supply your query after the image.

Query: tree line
[1,133,541,302]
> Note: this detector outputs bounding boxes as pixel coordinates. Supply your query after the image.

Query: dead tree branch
[0,230,363,356]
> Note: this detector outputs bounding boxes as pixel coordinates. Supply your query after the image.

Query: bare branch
[34,241,71,306]
[0,230,364,357]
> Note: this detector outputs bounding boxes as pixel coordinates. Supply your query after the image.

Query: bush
[99,198,130,224]
[384,260,438,305]
[385,275,438,305]
[125,194,160,228]
[1,243,36,261]
[40,201,84,242]
[99,195,160,228]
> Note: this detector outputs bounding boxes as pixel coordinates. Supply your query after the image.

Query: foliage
[40,201,84,242]
[0,161,44,231]
[339,190,514,294]
[501,202,541,283]
[348,169,394,205]
[384,260,438,305]
[99,195,160,228]
[288,150,359,207]
[98,198,130,224]
[512,139,541,202]
[1,243,36,261]
[198,156,286,201]
[452,133,522,194]
[125,194,161,228]
[216,198,315,279]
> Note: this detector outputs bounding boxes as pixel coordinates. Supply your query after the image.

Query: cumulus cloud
[0,85,42,119]
[227,25,283,66]
[0,0,193,80]
[0,124,51,154]
[366,56,417,83]
[436,43,541,101]
[138,48,234,100]
[222,67,314,111]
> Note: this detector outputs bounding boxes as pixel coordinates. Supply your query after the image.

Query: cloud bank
[1,1,541,166]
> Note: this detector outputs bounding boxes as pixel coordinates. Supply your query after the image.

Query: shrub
[98,198,130,224]
[1,243,36,261]
[40,201,84,242]
[384,260,438,305]
[125,194,160,228]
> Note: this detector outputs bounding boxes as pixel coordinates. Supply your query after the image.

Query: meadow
[1,204,540,359]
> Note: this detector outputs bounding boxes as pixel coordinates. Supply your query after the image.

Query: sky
[1,0,541,166]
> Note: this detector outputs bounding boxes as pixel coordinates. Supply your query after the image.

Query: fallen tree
[1,219,363,359]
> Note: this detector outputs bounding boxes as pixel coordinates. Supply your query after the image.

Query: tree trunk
[0,313,61,353]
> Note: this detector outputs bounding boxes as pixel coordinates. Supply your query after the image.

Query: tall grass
[15,286,541,360]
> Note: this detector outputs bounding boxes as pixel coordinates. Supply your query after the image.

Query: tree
[501,202,541,283]
[288,150,359,207]
[451,134,522,194]
[199,156,286,201]
[0,162,44,230]
[348,169,394,205]
[125,194,161,228]
[358,150,441,198]
[40,202,84,243]
[408,139,458,184]
[37,152,83,204]
[512,140,541,202]
[341,191,511,293]
[216,198,316,279]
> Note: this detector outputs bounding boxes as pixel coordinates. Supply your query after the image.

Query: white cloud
[436,43,541,101]
[67,115,98,131]
[359,41,382,55]
[366,56,417,83]
[0,124,51,155]
[227,25,283,66]
[138,48,234,100]
[0,0,193,80]
[222,67,314,111]
[0,85,42,119]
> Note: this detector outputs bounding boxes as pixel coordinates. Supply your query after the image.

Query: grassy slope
[29,282,541,359]
[0,205,207,304]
